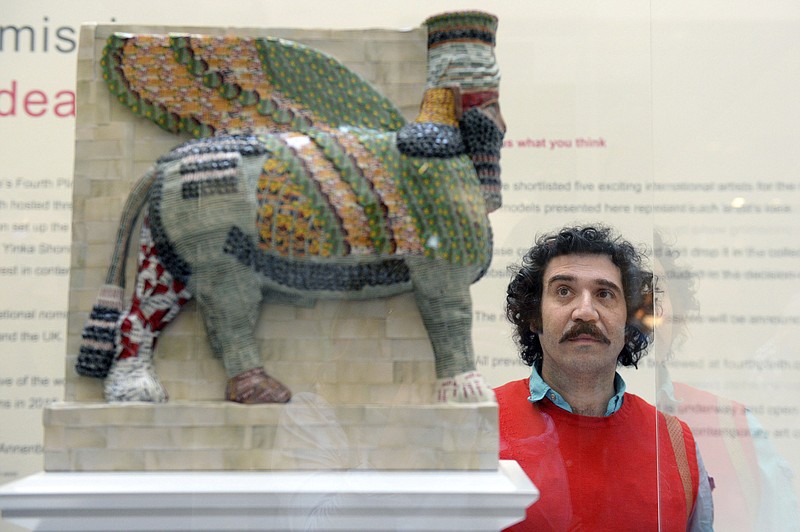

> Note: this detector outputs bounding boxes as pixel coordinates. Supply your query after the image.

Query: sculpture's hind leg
[104,218,192,402]
[407,259,495,403]
[193,265,291,404]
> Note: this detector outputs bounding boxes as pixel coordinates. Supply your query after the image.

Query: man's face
[537,253,628,380]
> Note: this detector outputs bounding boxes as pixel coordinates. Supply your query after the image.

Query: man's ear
[529,321,540,334]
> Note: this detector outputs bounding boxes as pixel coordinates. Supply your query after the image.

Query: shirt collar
[528,361,627,416]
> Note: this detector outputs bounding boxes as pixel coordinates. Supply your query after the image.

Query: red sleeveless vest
[496,378,699,531]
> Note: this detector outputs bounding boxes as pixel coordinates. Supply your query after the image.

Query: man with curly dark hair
[496,224,713,531]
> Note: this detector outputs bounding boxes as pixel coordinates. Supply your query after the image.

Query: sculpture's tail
[75,170,158,378]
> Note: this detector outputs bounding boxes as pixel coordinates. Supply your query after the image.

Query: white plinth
[0,460,537,531]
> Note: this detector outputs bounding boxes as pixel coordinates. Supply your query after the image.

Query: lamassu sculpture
[75,11,504,405]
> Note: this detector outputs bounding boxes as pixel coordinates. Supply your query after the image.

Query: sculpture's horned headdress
[424,11,500,94]
[396,12,504,213]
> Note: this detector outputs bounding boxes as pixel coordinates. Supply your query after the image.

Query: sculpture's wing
[102,33,406,137]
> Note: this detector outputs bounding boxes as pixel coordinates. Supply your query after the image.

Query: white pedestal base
[0,460,537,531]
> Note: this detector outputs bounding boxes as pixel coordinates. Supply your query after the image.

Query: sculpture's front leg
[407,259,495,403]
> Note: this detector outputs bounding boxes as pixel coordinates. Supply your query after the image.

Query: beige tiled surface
[55,23,500,473]
[66,23,430,404]
[44,401,498,471]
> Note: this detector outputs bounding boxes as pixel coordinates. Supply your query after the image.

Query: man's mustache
[559,322,611,344]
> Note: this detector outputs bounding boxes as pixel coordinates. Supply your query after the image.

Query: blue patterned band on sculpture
[223,226,412,292]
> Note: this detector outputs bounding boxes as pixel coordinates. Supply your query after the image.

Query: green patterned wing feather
[256,38,406,132]
[101,32,406,138]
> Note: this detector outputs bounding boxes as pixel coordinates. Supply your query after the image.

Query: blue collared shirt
[528,363,626,416]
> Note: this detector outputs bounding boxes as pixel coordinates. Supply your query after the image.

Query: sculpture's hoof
[435,370,496,404]
[104,356,168,403]
[226,367,292,404]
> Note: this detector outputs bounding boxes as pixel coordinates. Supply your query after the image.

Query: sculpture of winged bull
[76,11,505,405]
